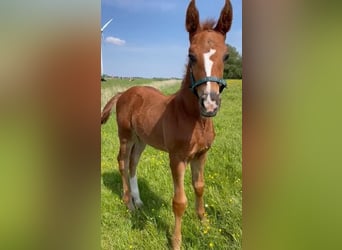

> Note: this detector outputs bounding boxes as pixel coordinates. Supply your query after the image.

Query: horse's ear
[186,0,200,40]
[214,0,233,36]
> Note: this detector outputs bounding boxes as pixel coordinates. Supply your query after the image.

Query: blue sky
[101,0,242,78]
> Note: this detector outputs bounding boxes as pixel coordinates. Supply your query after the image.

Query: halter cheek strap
[189,68,227,96]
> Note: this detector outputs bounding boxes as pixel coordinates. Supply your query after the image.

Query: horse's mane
[201,19,216,31]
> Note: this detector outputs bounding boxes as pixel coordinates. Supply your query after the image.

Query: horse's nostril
[201,101,205,109]
[200,97,206,108]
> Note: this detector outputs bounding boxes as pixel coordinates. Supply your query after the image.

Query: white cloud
[105,36,126,46]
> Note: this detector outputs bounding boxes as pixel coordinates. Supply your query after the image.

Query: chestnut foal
[101,1,232,249]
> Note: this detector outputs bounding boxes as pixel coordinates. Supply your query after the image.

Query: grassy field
[101,79,242,249]
[101,78,181,109]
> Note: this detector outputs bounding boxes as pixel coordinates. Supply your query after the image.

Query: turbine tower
[101,18,113,81]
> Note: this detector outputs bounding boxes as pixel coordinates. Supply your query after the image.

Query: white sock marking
[203,49,218,112]
[130,175,143,206]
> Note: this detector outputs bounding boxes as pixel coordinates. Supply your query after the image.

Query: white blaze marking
[130,175,143,206]
[203,49,218,112]
[204,49,216,78]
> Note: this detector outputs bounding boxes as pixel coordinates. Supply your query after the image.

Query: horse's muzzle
[199,92,221,117]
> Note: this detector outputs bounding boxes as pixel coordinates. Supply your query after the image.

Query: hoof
[197,210,207,221]
[126,200,135,211]
[134,199,144,209]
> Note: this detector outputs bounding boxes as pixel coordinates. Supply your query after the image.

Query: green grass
[101,78,181,109]
[101,78,157,89]
[101,79,242,249]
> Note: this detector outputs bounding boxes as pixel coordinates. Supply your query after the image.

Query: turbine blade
[101,18,113,32]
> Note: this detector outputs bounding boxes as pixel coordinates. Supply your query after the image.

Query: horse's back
[116,86,168,113]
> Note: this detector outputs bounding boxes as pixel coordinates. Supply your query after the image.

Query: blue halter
[189,68,227,96]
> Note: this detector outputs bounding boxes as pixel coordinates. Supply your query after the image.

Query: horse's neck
[175,67,205,121]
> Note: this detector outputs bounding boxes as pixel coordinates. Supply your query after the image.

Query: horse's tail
[101,93,122,124]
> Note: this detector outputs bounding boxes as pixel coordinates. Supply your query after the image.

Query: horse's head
[186,0,233,117]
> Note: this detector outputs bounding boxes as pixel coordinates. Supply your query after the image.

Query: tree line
[224,44,242,79]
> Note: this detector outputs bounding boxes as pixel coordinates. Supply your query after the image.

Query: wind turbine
[101,18,113,81]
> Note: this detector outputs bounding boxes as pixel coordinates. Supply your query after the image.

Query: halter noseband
[189,67,227,96]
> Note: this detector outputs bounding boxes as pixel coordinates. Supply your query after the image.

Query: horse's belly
[143,137,168,152]
[135,129,168,152]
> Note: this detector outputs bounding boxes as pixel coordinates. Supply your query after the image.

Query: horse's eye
[223,54,230,62]
[188,53,197,64]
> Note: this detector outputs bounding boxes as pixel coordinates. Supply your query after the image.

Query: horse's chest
[189,124,215,157]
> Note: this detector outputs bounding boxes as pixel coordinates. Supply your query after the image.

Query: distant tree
[224,44,242,79]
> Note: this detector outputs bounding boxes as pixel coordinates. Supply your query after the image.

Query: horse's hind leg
[129,140,146,208]
[117,137,134,210]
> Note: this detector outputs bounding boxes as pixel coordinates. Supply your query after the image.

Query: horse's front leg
[170,156,187,250]
[190,152,207,220]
